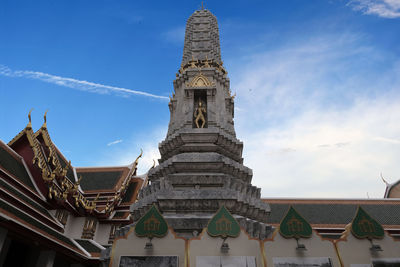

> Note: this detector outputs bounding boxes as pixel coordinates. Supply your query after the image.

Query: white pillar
[35,250,56,267]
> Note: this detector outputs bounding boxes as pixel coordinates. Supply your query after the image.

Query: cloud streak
[107,139,123,146]
[349,0,400,18]
[0,64,169,100]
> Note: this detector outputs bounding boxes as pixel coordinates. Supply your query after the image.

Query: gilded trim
[333,241,344,267]
[186,73,214,87]
[260,240,267,267]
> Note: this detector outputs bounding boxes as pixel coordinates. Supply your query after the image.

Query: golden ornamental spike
[43,110,48,128]
[27,108,34,128]
[77,175,83,185]
[134,149,143,165]
[380,173,390,186]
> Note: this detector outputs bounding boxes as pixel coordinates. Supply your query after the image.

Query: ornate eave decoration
[178,58,227,76]
[207,206,240,238]
[135,204,168,238]
[186,73,214,88]
[279,206,312,239]
[102,149,142,216]
[35,111,69,178]
[351,206,384,239]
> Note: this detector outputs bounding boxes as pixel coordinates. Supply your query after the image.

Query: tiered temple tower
[131,8,271,239]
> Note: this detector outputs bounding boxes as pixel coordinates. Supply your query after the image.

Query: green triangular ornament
[135,205,168,238]
[279,206,312,239]
[351,206,384,239]
[207,206,240,238]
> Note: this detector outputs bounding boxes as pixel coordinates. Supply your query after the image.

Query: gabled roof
[263,198,400,227]
[0,140,36,191]
[7,120,55,184]
[35,125,75,183]
[120,180,139,204]
[384,178,400,198]
[4,112,145,218]
[1,112,147,263]
[76,167,129,192]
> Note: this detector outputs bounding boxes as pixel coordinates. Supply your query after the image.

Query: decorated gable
[135,205,168,238]
[279,206,312,239]
[207,206,240,238]
[351,206,384,239]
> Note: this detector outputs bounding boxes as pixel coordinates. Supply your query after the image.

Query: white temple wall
[63,216,86,239]
[264,230,341,267]
[110,227,186,267]
[336,231,400,267]
[189,228,263,267]
[94,223,111,245]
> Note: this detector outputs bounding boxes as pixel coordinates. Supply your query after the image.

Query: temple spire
[132,7,271,239]
[181,8,222,67]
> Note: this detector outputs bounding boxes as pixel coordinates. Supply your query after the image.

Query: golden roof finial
[201,1,204,10]
[27,108,33,128]
[134,149,143,165]
[76,175,83,186]
[43,110,48,128]
[380,173,390,186]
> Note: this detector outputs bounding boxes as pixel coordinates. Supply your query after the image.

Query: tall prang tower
[131,8,271,239]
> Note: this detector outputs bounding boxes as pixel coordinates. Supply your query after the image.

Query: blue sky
[1,0,400,198]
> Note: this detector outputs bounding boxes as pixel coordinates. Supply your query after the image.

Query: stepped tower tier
[181,9,222,67]
[131,8,271,239]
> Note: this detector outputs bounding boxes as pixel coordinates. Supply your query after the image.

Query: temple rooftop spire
[181,8,222,67]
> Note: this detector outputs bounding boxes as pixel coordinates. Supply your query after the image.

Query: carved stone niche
[193,90,208,128]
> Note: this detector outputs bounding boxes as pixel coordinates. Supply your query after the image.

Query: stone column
[35,250,56,267]
[0,227,10,267]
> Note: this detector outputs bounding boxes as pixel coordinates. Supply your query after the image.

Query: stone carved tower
[131,8,271,239]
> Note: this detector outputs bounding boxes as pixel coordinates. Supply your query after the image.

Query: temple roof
[0,141,36,192]
[181,8,222,66]
[384,178,400,198]
[76,167,129,192]
[263,198,400,227]
[0,114,147,262]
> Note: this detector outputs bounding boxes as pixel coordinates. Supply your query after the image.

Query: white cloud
[373,136,400,144]
[107,139,123,146]
[98,126,166,175]
[230,33,400,198]
[241,99,400,198]
[349,0,400,18]
[0,64,169,100]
